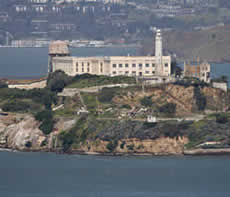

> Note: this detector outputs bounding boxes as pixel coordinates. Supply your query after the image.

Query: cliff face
[0,113,189,155]
[0,114,76,151]
[74,137,188,155]
[0,114,46,150]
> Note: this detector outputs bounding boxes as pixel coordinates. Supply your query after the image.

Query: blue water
[0,47,136,78]
[0,47,229,84]
[0,151,230,197]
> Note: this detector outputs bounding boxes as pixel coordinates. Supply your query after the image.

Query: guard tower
[48,41,70,73]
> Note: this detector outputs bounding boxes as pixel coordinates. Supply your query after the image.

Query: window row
[112,63,155,68]
[112,63,169,68]
[112,71,156,75]
[76,62,90,67]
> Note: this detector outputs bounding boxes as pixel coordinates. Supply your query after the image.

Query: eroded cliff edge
[1,113,230,156]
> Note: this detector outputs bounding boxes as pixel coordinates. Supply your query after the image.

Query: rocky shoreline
[2,147,230,157]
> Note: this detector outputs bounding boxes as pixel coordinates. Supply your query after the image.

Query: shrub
[121,104,132,109]
[2,101,30,112]
[140,96,153,107]
[98,87,118,103]
[35,110,53,122]
[39,119,54,135]
[25,141,32,148]
[106,140,118,152]
[120,141,126,149]
[159,103,176,114]
[127,144,134,151]
[194,87,206,111]
[59,131,75,152]
[216,114,229,124]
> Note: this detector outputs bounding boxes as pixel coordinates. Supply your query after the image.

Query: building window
[100,62,103,66]
[132,71,136,76]
[82,68,84,72]
[145,63,149,67]
[132,64,136,68]
[87,67,90,72]
[119,64,122,68]
[87,62,90,66]
[100,65,103,73]
[139,64,142,68]
[125,71,129,75]
[82,62,84,66]
[113,71,116,75]
[113,64,116,68]
[125,64,129,68]
[165,63,168,67]
[145,71,149,74]
[152,71,155,74]
[76,63,78,72]
[152,64,155,67]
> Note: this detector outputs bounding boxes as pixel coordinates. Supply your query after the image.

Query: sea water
[0,151,230,197]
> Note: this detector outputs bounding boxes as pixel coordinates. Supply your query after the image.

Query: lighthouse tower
[155,29,163,75]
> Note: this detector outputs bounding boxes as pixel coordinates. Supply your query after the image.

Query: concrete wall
[52,56,171,77]
[8,80,47,90]
[212,82,228,92]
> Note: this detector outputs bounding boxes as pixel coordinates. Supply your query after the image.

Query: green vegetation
[159,103,176,115]
[127,144,134,151]
[106,140,118,152]
[216,113,229,124]
[98,87,118,103]
[67,74,136,89]
[194,87,206,111]
[82,93,98,112]
[2,100,31,112]
[58,116,88,152]
[47,70,72,93]
[35,110,54,135]
[0,88,57,111]
[140,96,153,107]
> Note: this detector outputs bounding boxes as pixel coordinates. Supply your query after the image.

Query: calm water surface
[0,47,230,85]
[0,47,136,78]
[0,151,230,197]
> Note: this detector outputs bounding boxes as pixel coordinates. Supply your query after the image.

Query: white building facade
[50,30,171,78]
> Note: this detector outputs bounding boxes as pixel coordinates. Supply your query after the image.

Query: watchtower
[48,41,70,73]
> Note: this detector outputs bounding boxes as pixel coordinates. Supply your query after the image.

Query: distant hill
[140,26,230,63]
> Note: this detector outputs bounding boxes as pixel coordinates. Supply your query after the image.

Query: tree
[35,110,54,135]
[47,70,72,92]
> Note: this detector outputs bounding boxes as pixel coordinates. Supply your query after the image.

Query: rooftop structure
[48,40,70,56]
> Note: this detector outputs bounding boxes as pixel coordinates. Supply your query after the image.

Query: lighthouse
[155,29,163,75]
